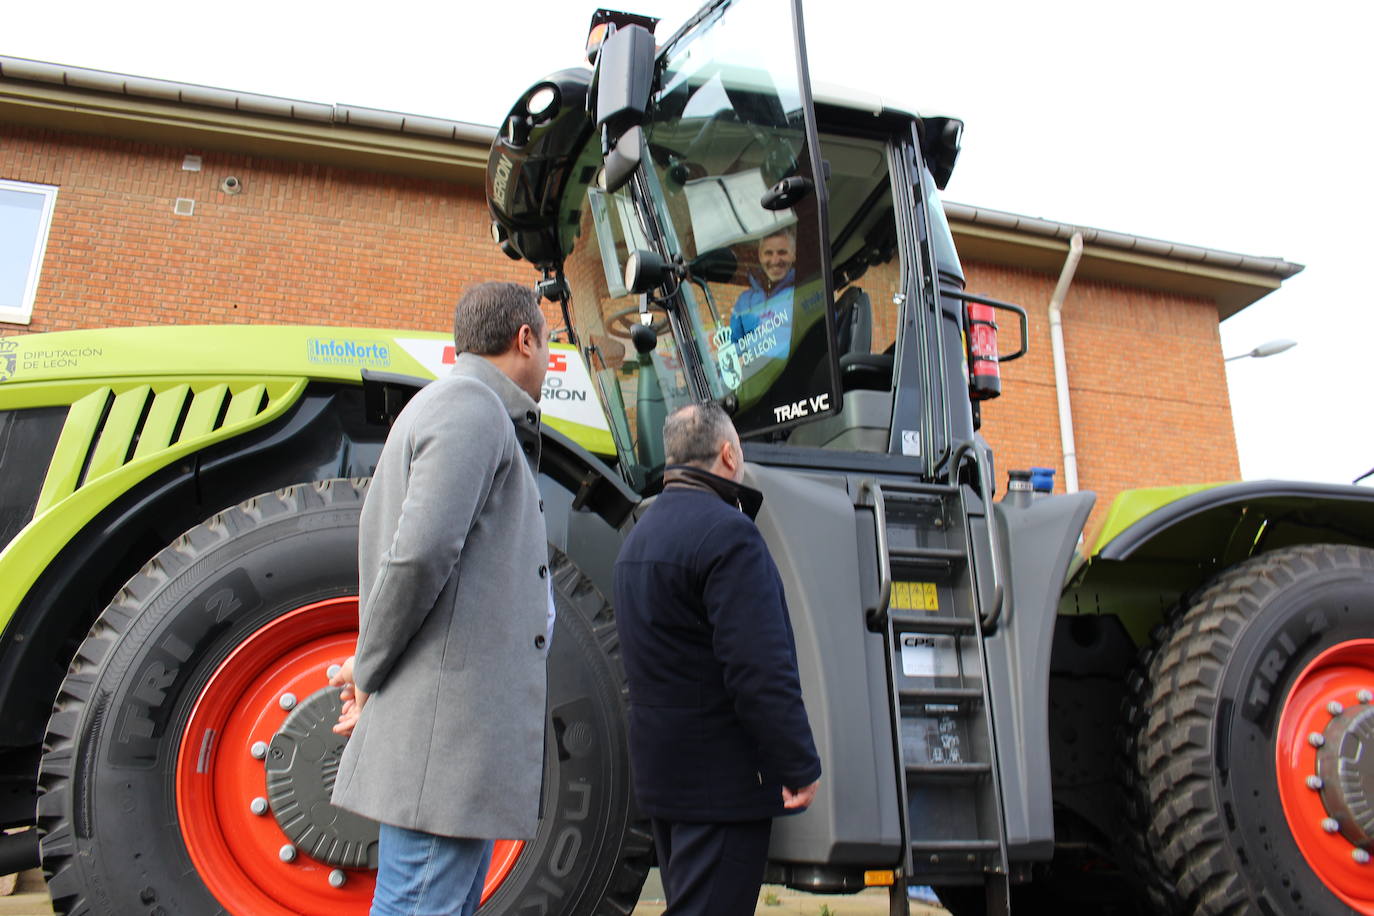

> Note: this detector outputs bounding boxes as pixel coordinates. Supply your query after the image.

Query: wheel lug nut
[250,797,269,816]
[329,869,347,888]
[1355,849,1371,865]
[1328,701,1344,716]
[1359,690,1373,704]
[250,741,268,760]
[1307,775,1324,790]
[1322,818,1341,834]
[1309,732,1326,748]
[279,692,297,711]
[279,844,297,863]
[327,664,342,681]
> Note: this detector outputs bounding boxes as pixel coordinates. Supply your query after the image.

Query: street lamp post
[1225,339,1297,362]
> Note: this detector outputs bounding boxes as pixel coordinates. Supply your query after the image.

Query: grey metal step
[909,839,1001,852]
[898,685,983,703]
[889,610,976,634]
[907,762,992,777]
[888,545,966,563]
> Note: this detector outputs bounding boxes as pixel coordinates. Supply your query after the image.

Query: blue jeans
[371,823,494,916]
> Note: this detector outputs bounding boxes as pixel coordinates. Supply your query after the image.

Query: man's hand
[782,779,819,810]
[331,655,370,738]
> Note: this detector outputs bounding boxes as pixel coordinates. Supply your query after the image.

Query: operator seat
[788,285,895,452]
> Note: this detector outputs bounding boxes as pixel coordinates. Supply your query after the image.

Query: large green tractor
[1,0,1371,913]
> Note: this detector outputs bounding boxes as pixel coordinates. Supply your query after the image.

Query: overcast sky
[5,0,1372,484]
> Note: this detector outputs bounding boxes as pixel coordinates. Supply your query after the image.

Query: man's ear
[515,324,537,357]
[719,438,738,472]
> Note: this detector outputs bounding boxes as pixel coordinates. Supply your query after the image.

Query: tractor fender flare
[1096,479,1374,562]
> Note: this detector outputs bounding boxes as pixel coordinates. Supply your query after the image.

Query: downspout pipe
[1048,232,1085,492]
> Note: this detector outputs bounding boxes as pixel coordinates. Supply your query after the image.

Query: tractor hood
[0,326,613,454]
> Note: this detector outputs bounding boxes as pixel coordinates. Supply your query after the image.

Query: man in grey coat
[330,281,552,916]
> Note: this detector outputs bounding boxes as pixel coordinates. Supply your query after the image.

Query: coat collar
[452,352,542,465]
[452,352,540,422]
[749,267,796,298]
[662,464,763,519]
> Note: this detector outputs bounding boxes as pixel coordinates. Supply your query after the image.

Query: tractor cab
[488,0,978,493]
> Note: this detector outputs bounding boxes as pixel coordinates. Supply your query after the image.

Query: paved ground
[0,871,49,916]
[0,869,950,915]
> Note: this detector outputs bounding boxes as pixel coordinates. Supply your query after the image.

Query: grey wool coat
[331,352,550,839]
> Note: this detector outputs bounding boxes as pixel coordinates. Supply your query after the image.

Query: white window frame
[0,179,59,326]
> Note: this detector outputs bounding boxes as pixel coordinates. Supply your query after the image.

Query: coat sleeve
[353,385,508,694]
[700,514,822,788]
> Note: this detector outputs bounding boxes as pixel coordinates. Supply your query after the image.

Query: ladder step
[912,840,1000,856]
[890,610,976,634]
[873,481,959,500]
[899,686,983,703]
[907,762,992,777]
[888,546,966,564]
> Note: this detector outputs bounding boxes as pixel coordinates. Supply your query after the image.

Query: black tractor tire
[1124,543,1374,915]
[37,478,650,915]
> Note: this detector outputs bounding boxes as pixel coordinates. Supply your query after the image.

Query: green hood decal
[0,325,614,454]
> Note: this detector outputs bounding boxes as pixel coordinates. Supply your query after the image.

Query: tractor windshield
[566,0,842,488]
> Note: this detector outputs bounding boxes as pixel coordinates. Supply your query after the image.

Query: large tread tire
[1119,612,1193,915]
[1124,544,1374,915]
[37,479,650,915]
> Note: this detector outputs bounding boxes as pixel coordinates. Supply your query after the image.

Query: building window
[0,180,58,326]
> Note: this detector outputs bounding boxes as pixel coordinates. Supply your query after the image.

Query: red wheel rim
[1274,638,1374,915]
[175,598,524,915]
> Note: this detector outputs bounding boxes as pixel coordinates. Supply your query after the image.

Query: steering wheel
[607,304,672,339]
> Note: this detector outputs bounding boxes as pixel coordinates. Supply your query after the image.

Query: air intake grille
[34,381,281,516]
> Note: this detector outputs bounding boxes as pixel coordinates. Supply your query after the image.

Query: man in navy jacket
[614,402,821,915]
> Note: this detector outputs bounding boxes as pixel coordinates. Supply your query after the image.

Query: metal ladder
[860,464,1011,916]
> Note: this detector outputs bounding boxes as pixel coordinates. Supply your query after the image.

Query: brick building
[0,57,1301,522]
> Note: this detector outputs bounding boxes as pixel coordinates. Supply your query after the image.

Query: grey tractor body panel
[745,462,904,865]
[986,491,1096,858]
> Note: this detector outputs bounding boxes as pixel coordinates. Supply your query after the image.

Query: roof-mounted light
[586,9,661,63]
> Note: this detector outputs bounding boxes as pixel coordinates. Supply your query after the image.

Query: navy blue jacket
[613,468,821,822]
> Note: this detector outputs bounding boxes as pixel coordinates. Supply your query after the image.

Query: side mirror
[687,247,737,284]
[602,125,643,194]
[594,24,656,136]
[595,23,656,193]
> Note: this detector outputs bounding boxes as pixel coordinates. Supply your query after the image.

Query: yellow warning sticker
[892,581,939,611]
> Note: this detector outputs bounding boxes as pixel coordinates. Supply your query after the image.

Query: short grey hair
[663,402,736,467]
[453,282,545,356]
[759,226,796,247]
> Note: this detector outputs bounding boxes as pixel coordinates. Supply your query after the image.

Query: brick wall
[0,124,547,337]
[1,123,1240,523]
[967,261,1240,522]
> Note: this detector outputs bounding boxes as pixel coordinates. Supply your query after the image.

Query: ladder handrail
[859,478,893,620]
[949,440,1006,629]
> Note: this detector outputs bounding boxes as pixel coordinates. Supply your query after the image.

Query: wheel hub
[1275,639,1374,914]
[266,686,380,868]
[1316,698,1374,849]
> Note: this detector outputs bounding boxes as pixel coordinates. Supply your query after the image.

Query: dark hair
[452,281,545,356]
[663,402,736,467]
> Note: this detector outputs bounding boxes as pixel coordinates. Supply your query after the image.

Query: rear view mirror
[687,248,737,284]
[602,126,643,194]
[595,23,656,192]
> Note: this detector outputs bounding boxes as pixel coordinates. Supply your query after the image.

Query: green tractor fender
[1067,480,1374,645]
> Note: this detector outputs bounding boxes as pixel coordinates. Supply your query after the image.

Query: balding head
[663,402,743,482]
